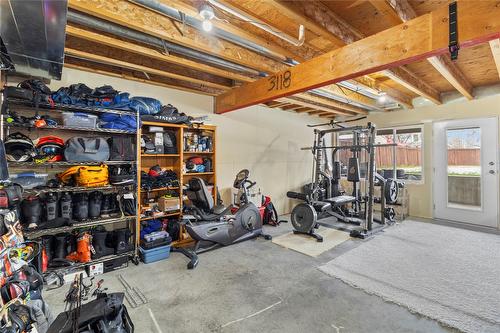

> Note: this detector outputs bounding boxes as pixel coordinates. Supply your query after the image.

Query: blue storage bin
[139,245,171,264]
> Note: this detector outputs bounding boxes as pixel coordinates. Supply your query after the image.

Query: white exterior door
[433,118,499,228]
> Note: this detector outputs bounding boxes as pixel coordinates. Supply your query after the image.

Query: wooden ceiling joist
[297,93,369,115]
[215,1,500,113]
[319,84,382,111]
[350,77,414,109]
[426,55,474,100]
[273,0,437,105]
[138,0,303,64]
[386,0,474,100]
[281,104,301,111]
[66,25,253,83]
[64,47,230,91]
[68,0,287,74]
[294,107,314,113]
[281,97,355,117]
[268,0,347,48]
[382,67,441,105]
[368,0,404,26]
[64,60,220,96]
[490,39,500,80]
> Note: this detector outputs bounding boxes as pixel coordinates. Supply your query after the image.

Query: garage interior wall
[49,67,315,214]
[360,92,500,219]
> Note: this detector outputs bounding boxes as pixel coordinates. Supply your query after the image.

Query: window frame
[336,124,425,184]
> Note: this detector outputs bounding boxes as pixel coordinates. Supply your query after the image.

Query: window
[337,133,353,176]
[376,126,423,181]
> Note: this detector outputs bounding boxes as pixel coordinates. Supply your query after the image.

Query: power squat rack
[288,120,401,240]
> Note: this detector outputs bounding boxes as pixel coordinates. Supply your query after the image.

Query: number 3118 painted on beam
[267,70,292,91]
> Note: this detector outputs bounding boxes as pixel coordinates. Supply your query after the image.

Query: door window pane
[446,128,481,208]
[396,128,422,181]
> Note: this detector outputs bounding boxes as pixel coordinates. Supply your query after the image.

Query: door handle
[489,170,496,174]
[489,161,495,166]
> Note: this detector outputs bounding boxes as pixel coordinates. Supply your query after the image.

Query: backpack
[58,165,109,187]
[108,137,135,161]
[163,131,177,154]
[64,137,110,162]
[18,80,53,107]
[129,97,162,115]
[262,196,279,226]
[141,104,191,124]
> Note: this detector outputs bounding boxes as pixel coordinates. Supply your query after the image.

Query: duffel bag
[64,137,110,162]
[129,97,162,115]
[58,165,109,187]
[100,113,137,132]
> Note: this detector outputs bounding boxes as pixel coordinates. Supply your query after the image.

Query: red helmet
[35,136,65,162]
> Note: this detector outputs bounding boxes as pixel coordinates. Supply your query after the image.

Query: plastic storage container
[139,245,171,264]
[62,112,98,128]
[10,173,48,189]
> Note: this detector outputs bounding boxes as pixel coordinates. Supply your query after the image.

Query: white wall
[49,68,316,214]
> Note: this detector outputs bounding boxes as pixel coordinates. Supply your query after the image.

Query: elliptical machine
[183,169,272,255]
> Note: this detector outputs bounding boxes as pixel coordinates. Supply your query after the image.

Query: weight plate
[384,179,399,204]
[291,203,317,233]
[384,207,396,222]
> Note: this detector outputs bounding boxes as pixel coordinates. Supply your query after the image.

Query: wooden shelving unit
[137,121,216,248]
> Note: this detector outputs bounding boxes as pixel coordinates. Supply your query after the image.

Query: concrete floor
[44,219,459,333]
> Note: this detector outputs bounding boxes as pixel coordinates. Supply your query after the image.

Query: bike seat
[324,195,356,207]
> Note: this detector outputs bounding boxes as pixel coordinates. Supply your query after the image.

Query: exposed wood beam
[66,25,252,83]
[350,77,414,109]
[68,0,286,74]
[282,97,355,117]
[270,102,289,108]
[264,101,282,107]
[319,84,383,110]
[319,112,336,118]
[386,0,473,100]
[490,39,500,80]
[281,104,301,111]
[426,55,474,100]
[297,93,369,115]
[273,0,363,44]
[294,107,313,113]
[136,0,304,63]
[382,67,441,105]
[368,0,404,26]
[64,48,230,91]
[273,0,435,105]
[307,110,324,115]
[269,0,347,48]
[215,1,500,113]
[386,0,417,22]
[64,62,218,96]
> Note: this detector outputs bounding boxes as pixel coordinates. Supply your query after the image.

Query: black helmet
[5,132,36,162]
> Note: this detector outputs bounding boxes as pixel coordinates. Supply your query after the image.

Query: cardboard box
[158,197,180,212]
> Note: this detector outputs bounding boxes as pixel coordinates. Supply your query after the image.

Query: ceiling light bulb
[378,93,387,103]
[202,19,213,32]
[199,4,215,20]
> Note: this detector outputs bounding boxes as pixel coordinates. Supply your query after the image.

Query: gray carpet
[318,221,500,333]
